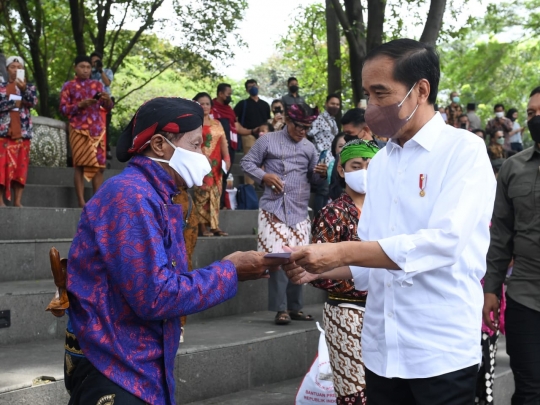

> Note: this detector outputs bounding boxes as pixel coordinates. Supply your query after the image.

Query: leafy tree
[0,0,248,117]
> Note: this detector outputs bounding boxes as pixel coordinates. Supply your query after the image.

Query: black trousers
[365,364,478,405]
[65,355,147,405]
[505,296,540,405]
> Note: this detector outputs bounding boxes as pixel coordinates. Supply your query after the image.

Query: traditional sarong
[323,302,367,404]
[257,209,310,253]
[69,126,106,181]
[194,185,221,229]
[0,138,30,200]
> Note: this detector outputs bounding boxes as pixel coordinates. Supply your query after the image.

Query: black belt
[326,298,366,307]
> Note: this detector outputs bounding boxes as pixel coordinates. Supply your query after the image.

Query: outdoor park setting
[0,0,539,404]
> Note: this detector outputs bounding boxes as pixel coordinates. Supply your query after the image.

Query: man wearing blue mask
[284,39,496,405]
[234,79,271,185]
[445,90,463,127]
[65,97,287,405]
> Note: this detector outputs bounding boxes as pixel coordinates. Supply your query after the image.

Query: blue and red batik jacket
[67,155,238,405]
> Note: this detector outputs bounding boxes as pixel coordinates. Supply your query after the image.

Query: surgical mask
[248,86,259,97]
[149,137,211,188]
[527,115,540,143]
[224,96,232,105]
[452,96,460,103]
[344,169,368,194]
[364,83,419,138]
[496,137,505,145]
[289,85,299,94]
[495,112,505,118]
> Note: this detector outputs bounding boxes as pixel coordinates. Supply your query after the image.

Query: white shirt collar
[386,112,446,155]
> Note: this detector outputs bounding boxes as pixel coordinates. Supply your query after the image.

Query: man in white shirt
[283,38,496,405]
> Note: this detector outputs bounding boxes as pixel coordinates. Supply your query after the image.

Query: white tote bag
[295,322,336,404]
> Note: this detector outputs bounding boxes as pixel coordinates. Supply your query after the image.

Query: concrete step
[185,377,303,405]
[0,323,514,405]
[0,303,323,404]
[0,207,258,241]
[25,167,123,187]
[0,234,260,282]
[0,277,326,345]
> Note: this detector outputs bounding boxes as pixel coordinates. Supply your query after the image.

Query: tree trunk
[325,0,341,96]
[348,46,365,105]
[366,0,386,52]
[69,0,86,55]
[420,0,447,46]
[15,0,50,116]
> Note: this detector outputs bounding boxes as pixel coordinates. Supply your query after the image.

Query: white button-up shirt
[350,112,496,379]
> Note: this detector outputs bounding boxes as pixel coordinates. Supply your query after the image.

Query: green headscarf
[340,139,379,165]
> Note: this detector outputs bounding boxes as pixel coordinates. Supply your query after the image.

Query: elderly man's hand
[223,251,288,281]
[78,99,98,109]
[288,244,343,274]
[283,261,320,284]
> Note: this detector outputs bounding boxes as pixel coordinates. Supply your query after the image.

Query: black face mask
[224,96,232,105]
[289,85,299,94]
[528,115,540,143]
[273,108,283,114]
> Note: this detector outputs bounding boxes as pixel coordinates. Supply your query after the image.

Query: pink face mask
[364,83,419,138]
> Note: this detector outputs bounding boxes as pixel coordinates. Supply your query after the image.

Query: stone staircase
[0,157,326,404]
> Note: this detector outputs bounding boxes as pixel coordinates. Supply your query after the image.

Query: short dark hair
[458,114,468,120]
[245,79,257,89]
[193,92,213,106]
[365,38,440,105]
[287,77,298,85]
[271,99,283,108]
[217,83,231,96]
[494,103,505,111]
[259,122,274,132]
[74,55,91,66]
[341,108,365,127]
[530,86,540,98]
[467,103,476,111]
[472,128,486,138]
[326,93,341,103]
[90,51,102,60]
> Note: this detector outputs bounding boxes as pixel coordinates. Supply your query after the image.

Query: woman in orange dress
[193,92,231,236]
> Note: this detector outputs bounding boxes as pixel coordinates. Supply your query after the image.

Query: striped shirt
[240,126,324,227]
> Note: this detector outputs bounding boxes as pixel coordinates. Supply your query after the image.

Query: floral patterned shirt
[67,155,238,405]
[59,77,112,136]
[310,193,367,299]
[0,82,38,139]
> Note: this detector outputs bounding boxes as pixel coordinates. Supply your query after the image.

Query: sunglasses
[292,121,312,132]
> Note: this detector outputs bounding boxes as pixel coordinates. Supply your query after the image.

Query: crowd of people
[1,36,539,405]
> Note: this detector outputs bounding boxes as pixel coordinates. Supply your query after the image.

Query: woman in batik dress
[310,140,379,405]
[193,92,230,236]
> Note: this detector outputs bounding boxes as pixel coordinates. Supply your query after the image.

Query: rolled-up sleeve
[378,141,495,285]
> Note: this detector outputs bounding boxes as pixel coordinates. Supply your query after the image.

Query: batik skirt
[323,302,367,404]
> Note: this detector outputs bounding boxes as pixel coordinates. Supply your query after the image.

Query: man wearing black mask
[282,77,306,110]
[234,79,271,185]
[483,86,540,405]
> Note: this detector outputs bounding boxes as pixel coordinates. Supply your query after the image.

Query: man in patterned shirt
[65,97,286,405]
[60,55,113,207]
[308,94,340,214]
[241,103,328,325]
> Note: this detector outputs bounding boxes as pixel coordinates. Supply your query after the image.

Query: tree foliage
[438,0,540,146]
[0,0,247,118]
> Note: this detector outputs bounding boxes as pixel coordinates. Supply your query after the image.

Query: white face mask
[495,112,505,118]
[150,137,211,188]
[344,169,368,195]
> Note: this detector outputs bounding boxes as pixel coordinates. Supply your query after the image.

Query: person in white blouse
[283,38,496,405]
